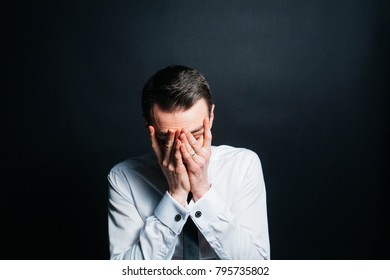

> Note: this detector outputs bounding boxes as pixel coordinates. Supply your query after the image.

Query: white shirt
[108,145,270,260]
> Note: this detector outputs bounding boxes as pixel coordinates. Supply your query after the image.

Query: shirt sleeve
[108,170,188,260]
[188,151,270,260]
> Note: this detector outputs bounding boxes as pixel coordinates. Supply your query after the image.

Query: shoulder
[210,145,263,172]
[211,145,260,162]
[108,153,158,180]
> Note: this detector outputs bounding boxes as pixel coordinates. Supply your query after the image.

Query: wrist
[191,183,211,202]
[168,189,189,207]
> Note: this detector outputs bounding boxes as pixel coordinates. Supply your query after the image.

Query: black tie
[183,192,199,259]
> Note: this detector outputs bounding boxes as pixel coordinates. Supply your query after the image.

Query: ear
[209,104,215,129]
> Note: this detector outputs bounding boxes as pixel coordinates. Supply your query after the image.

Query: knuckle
[174,167,182,173]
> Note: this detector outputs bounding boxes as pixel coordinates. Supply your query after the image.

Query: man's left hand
[179,117,212,202]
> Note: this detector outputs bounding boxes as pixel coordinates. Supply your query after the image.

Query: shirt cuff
[188,186,226,230]
[154,191,189,234]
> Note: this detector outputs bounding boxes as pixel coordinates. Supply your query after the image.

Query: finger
[174,138,184,166]
[183,129,205,157]
[180,132,196,156]
[148,126,162,163]
[180,142,196,167]
[163,129,175,163]
[202,117,212,148]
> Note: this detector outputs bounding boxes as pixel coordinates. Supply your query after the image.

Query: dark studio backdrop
[3,0,389,259]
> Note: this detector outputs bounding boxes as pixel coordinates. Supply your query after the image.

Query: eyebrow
[156,125,204,137]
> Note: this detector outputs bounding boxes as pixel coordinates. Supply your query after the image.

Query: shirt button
[174,214,182,222]
[195,211,202,218]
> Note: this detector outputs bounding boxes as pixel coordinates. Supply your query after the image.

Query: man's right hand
[148,126,190,206]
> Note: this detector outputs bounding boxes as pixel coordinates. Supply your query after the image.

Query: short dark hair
[141,65,213,124]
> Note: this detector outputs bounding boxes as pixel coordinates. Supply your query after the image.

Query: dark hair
[141,65,213,124]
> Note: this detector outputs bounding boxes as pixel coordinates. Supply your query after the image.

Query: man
[108,65,270,260]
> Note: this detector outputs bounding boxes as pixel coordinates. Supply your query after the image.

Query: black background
[3,0,389,259]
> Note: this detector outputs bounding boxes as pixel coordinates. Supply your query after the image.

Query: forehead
[151,99,208,132]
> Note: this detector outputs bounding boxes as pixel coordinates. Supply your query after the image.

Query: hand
[179,117,212,201]
[148,126,190,206]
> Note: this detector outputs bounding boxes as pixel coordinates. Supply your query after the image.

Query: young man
[108,65,270,260]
